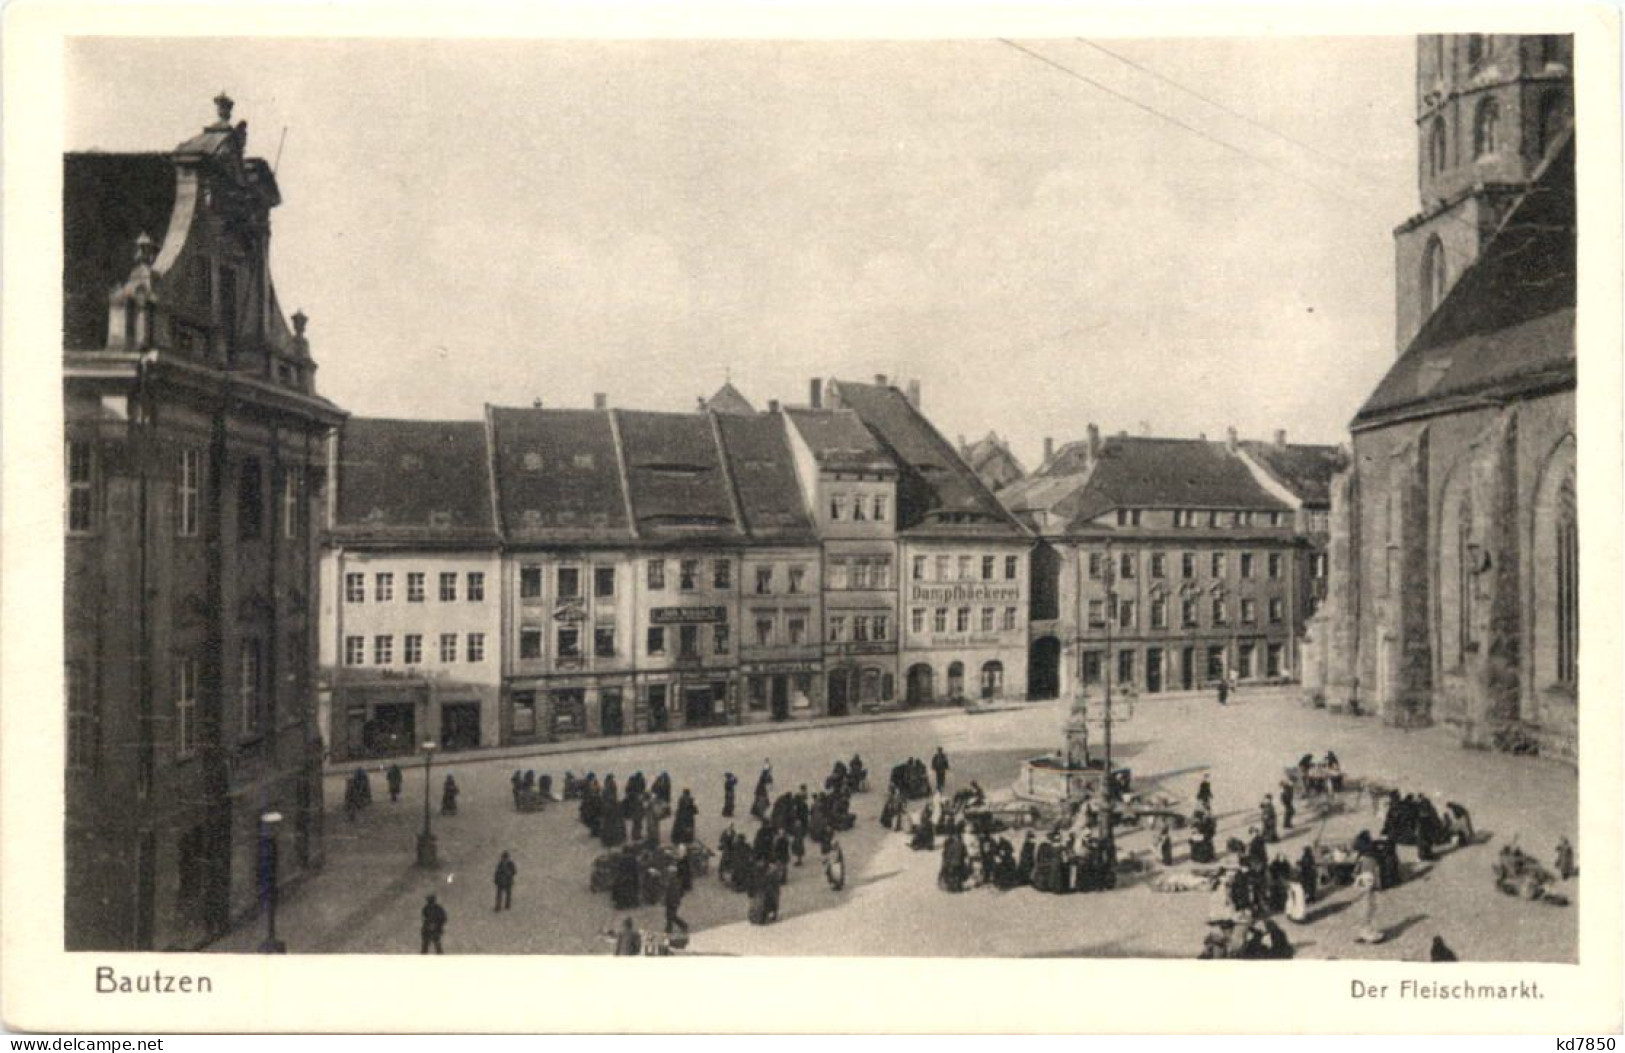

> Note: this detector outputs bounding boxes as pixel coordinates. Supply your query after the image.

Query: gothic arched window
[1533,437,1578,689]
[1429,117,1448,177]
[1556,478,1578,684]
[1538,91,1570,158]
[1422,236,1447,316]
[1466,35,1488,69]
[1474,97,1500,158]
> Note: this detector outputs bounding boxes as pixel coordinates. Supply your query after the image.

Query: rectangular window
[935,556,951,581]
[748,676,768,711]
[1120,553,1136,580]
[679,625,700,659]
[956,607,971,632]
[1003,607,1017,631]
[345,636,365,665]
[874,495,888,521]
[852,497,866,521]
[647,626,666,656]
[557,567,580,600]
[407,572,426,603]
[853,615,870,642]
[439,572,457,601]
[1238,643,1255,678]
[872,558,892,589]
[520,566,542,599]
[828,616,846,642]
[1119,599,1135,629]
[1151,600,1167,629]
[755,614,775,646]
[1312,553,1328,580]
[980,607,994,632]
[680,560,699,590]
[594,566,615,599]
[551,689,585,736]
[1269,598,1285,624]
[982,556,996,580]
[1210,553,1226,578]
[827,560,848,590]
[1182,599,1199,628]
[594,626,616,658]
[788,566,805,594]
[177,449,201,537]
[1150,552,1166,579]
[282,466,301,539]
[67,440,95,533]
[1081,651,1102,685]
[557,626,581,658]
[787,615,806,645]
[512,691,537,737]
[851,560,870,590]
[958,556,973,580]
[404,634,423,665]
[1181,552,1195,580]
[647,559,666,590]
[1005,555,1019,580]
[1207,646,1226,679]
[1240,553,1254,579]
[345,573,365,603]
[830,495,846,521]
[440,633,458,663]
[713,623,729,655]
[1088,600,1106,628]
[467,633,485,662]
[1118,649,1136,685]
[1268,553,1282,580]
[1241,599,1257,624]
[239,640,262,734]
[519,628,542,661]
[874,615,889,641]
[933,608,948,633]
[1267,643,1284,678]
[1209,511,1222,528]
[372,635,392,665]
[1211,599,1227,626]
[1088,553,1103,579]
[913,556,927,581]
[756,567,773,594]
[238,457,263,540]
[375,573,393,603]
[176,657,197,758]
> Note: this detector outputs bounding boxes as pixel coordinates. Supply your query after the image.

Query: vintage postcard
[2,0,1620,1035]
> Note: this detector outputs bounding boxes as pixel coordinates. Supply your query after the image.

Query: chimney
[1086,423,1101,459]
[593,392,608,410]
[1198,432,1207,440]
[905,379,921,409]
[1043,436,1054,464]
[809,378,822,409]
[767,399,780,414]
[1226,426,1238,453]
[874,373,889,386]
[1274,429,1287,448]
[532,398,543,409]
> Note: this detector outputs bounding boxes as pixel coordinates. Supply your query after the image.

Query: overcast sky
[68,36,1417,463]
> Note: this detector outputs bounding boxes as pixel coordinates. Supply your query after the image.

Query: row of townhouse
[318,376,1032,760]
[999,424,1343,704]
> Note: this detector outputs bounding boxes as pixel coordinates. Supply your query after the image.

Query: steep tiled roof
[489,407,633,544]
[1067,437,1290,524]
[1238,442,1346,507]
[715,414,815,543]
[702,382,756,416]
[1037,440,1093,477]
[63,153,177,350]
[962,433,1026,476]
[830,380,1026,538]
[617,410,744,542]
[1356,131,1575,427]
[332,419,497,544]
[784,407,895,473]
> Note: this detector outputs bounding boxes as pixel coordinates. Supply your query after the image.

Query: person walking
[387,764,403,803]
[722,772,738,818]
[493,850,517,911]
[1353,853,1383,943]
[420,894,447,954]
[1555,836,1577,880]
[1260,795,1279,844]
[1279,780,1295,830]
[1216,677,1229,706]
[663,861,690,935]
[1197,775,1213,812]
[931,747,951,794]
[440,774,460,816]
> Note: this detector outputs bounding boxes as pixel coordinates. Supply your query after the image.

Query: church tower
[1392,34,1573,352]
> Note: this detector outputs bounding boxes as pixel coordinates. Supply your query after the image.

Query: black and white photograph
[5,3,1621,1036]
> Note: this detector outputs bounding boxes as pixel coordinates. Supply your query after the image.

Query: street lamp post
[417,740,439,868]
[1102,542,1117,866]
[258,810,286,953]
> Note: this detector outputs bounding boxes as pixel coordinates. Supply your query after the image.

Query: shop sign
[741,661,822,674]
[826,641,894,656]
[909,583,1021,603]
[922,634,1003,648]
[651,606,727,624]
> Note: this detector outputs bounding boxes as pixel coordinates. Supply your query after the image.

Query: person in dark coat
[652,772,672,805]
[1429,935,1458,962]
[752,821,776,863]
[494,850,517,910]
[626,771,647,802]
[1247,828,1268,870]
[580,778,602,836]
[387,764,403,803]
[773,830,792,874]
[420,895,447,954]
[1032,836,1059,893]
[663,860,689,934]
[612,847,641,910]
[1297,846,1319,905]
[440,775,459,816]
[931,747,951,793]
[1555,836,1577,880]
[609,917,641,956]
[1279,781,1295,830]
[1216,678,1229,705]
[627,791,647,843]
[671,789,698,845]
[911,804,936,851]
[511,770,525,807]
[600,788,627,849]
[1018,832,1037,885]
[1197,775,1213,811]
[1260,796,1279,844]
[940,833,968,892]
[722,773,738,818]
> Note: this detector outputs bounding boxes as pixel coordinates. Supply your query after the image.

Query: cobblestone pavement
[212,687,1577,961]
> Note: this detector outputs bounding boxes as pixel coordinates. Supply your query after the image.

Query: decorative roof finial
[291,309,308,337]
[213,92,235,127]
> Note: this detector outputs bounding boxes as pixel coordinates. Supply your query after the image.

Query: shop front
[741,660,822,722]
[824,643,898,714]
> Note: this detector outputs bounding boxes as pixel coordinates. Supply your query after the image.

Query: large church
[1305,35,1577,761]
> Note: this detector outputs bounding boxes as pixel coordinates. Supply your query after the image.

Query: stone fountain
[1012,691,1126,804]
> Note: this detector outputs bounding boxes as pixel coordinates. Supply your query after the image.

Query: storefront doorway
[1180,648,1195,690]
[684,684,724,728]
[827,667,856,716]
[1146,648,1163,694]
[771,676,790,721]
[906,663,934,706]
[366,702,416,757]
[601,688,625,736]
[1028,636,1061,699]
[440,702,481,751]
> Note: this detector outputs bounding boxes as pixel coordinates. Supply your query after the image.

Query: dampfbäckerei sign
[909,583,1021,603]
